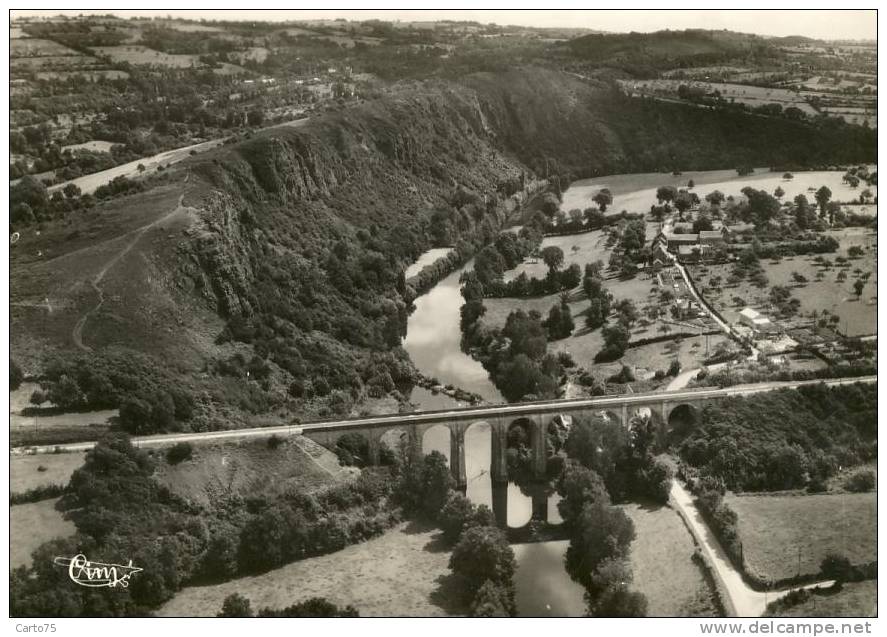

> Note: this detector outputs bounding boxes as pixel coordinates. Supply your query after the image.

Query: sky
[12,9,877,41]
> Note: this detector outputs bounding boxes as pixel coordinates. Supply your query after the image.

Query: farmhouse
[698,229,727,246]
[677,244,704,263]
[738,307,776,333]
[664,232,700,250]
[649,232,674,267]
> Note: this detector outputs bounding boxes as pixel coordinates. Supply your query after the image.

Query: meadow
[10,498,77,569]
[156,521,457,617]
[727,492,876,583]
[91,45,203,68]
[620,502,721,617]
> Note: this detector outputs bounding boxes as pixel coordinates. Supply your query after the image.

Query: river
[404,259,584,616]
[400,165,876,616]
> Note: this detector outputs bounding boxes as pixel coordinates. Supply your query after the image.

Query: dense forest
[674,383,877,492]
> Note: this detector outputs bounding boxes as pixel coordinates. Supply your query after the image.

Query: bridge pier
[450,425,467,489]
[492,481,508,527]
[531,486,548,523]
[367,434,381,466]
[491,420,509,483]
[531,416,547,480]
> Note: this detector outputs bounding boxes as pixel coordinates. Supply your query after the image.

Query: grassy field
[9,382,117,448]
[727,493,877,582]
[91,45,203,68]
[620,79,818,116]
[10,452,86,494]
[563,168,875,218]
[690,228,877,336]
[156,521,458,617]
[620,502,721,617]
[771,580,877,617]
[10,498,77,569]
[154,435,352,508]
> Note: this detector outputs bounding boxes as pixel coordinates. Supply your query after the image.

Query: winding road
[670,481,834,617]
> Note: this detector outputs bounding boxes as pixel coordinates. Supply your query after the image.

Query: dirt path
[72,188,189,351]
[670,481,834,617]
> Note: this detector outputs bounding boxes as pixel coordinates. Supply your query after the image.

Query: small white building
[738,307,775,333]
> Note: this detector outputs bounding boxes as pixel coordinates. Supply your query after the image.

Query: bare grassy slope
[154,435,353,507]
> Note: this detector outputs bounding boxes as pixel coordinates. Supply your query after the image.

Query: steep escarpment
[169,84,536,427]
[462,68,876,176]
[12,67,876,434]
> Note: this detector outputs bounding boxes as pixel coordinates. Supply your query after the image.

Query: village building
[698,229,727,246]
[738,307,776,333]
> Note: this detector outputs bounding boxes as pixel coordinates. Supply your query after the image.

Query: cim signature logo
[53,554,143,588]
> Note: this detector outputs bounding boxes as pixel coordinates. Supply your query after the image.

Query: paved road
[47,117,311,196]
[670,481,835,617]
[14,375,876,455]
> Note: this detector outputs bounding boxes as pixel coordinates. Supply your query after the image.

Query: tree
[793,194,815,229]
[420,451,454,517]
[592,586,648,617]
[783,172,794,180]
[544,300,574,340]
[541,246,565,272]
[820,553,854,583]
[539,192,560,217]
[449,526,516,595]
[63,183,81,199]
[10,359,23,391]
[11,175,49,212]
[258,598,359,617]
[47,374,86,410]
[470,580,514,617]
[687,179,695,189]
[859,188,873,203]
[815,186,832,219]
[557,459,610,525]
[853,279,865,299]
[593,188,613,212]
[692,214,713,233]
[247,108,265,126]
[704,190,725,208]
[565,500,635,588]
[673,191,693,220]
[218,593,253,617]
[656,185,678,204]
[564,419,628,498]
[774,186,785,199]
[439,491,494,543]
[597,323,630,362]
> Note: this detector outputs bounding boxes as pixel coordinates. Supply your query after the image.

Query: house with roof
[698,229,727,246]
[738,307,776,333]
[677,244,704,263]
[649,232,674,267]
[664,232,700,250]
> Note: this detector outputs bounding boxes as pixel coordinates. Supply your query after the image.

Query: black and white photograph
[5,4,880,627]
